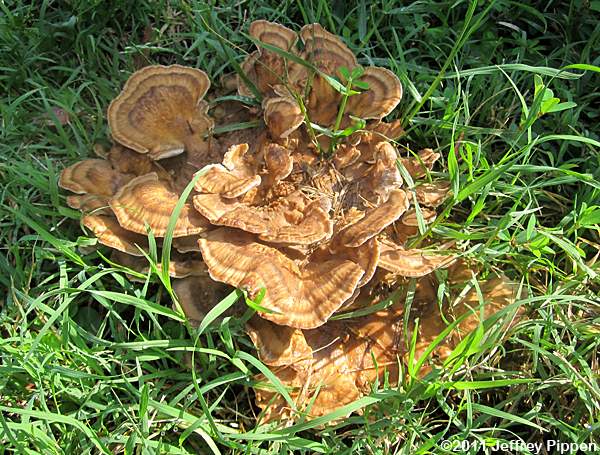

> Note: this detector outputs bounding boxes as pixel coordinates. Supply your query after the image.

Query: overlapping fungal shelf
[59,20,521,423]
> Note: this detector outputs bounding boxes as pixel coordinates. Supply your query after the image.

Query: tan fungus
[59,159,126,197]
[82,214,148,256]
[57,20,522,425]
[198,228,364,329]
[110,172,210,237]
[108,65,213,159]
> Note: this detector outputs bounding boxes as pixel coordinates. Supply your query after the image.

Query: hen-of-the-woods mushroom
[59,159,127,197]
[238,20,299,98]
[173,276,233,324]
[377,238,454,277]
[415,181,451,207]
[59,65,222,284]
[111,250,209,280]
[263,93,304,140]
[57,19,524,426]
[246,316,312,366]
[336,189,409,247]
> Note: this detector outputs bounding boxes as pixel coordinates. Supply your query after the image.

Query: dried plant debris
[59,20,522,424]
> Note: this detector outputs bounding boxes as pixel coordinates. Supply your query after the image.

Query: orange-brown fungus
[58,19,523,425]
[255,268,521,421]
[82,214,148,256]
[110,173,210,238]
[238,21,402,140]
[198,229,364,329]
[108,65,213,159]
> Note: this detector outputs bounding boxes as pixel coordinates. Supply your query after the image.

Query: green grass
[1,0,599,453]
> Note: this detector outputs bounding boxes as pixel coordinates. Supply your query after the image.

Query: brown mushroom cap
[66,194,110,215]
[399,148,440,179]
[263,143,294,184]
[255,268,522,421]
[255,314,400,421]
[194,165,262,198]
[172,235,202,253]
[314,237,380,287]
[59,159,126,197]
[390,208,438,244]
[82,214,148,256]
[246,316,312,366]
[173,276,233,325]
[263,95,304,139]
[193,192,333,245]
[368,119,405,141]
[257,197,333,245]
[377,240,454,277]
[256,366,362,422]
[453,275,522,336]
[254,367,303,422]
[194,144,264,197]
[106,144,167,177]
[400,207,437,227]
[360,141,403,203]
[198,228,364,329]
[222,142,263,177]
[415,181,451,207]
[250,20,298,55]
[346,67,403,120]
[333,144,361,169]
[413,272,522,363]
[298,23,359,126]
[238,21,299,98]
[110,172,210,237]
[300,24,358,76]
[107,65,212,159]
[338,189,409,247]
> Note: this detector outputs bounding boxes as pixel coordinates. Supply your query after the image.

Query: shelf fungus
[59,20,523,425]
[108,65,213,160]
[238,20,402,140]
[255,268,521,421]
[110,173,210,238]
[198,228,364,329]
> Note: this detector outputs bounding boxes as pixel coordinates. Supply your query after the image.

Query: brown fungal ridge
[377,240,454,277]
[246,316,312,366]
[338,189,409,247]
[83,214,148,256]
[67,194,110,214]
[112,250,208,279]
[193,192,333,246]
[194,165,262,198]
[255,270,522,421]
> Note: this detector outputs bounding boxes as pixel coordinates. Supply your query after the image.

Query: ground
[1,1,599,454]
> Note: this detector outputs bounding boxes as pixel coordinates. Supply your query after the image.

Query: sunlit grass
[1,0,599,453]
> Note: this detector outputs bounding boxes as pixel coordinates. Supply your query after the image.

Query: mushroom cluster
[59,20,521,422]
